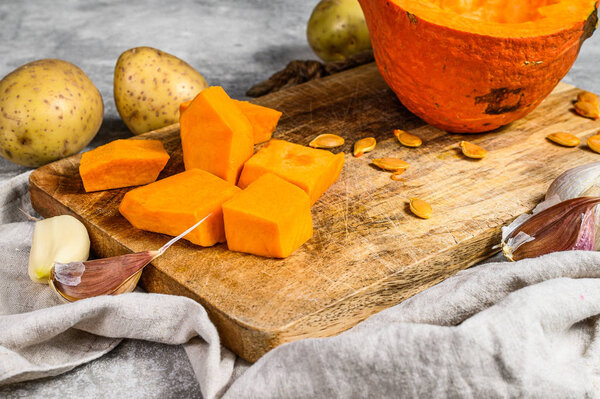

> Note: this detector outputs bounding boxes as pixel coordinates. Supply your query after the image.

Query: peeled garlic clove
[501,197,600,261]
[545,162,600,201]
[28,215,90,284]
[309,134,344,149]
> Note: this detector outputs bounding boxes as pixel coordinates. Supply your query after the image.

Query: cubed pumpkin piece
[79,139,170,192]
[223,173,313,258]
[180,99,281,144]
[119,169,241,246]
[238,139,345,204]
[235,101,282,144]
[180,86,254,183]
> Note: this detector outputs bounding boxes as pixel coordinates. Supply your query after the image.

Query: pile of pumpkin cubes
[80,87,344,258]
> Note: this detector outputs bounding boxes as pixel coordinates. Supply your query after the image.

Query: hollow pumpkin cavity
[396,0,597,37]
[431,0,560,24]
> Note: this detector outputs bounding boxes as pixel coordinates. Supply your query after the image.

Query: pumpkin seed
[372,157,409,171]
[394,130,422,147]
[546,132,580,147]
[574,101,600,120]
[577,91,599,107]
[309,134,345,148]
[409,198,432,219]
[587,134,600,154]
[353,137,376,157]
[460,141,487,159]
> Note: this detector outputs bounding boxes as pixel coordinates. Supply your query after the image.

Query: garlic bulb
[546,162,600,201]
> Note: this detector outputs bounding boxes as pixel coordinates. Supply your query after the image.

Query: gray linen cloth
[2,172,600,398]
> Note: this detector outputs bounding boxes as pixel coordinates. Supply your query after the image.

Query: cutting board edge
[138,224,502,362]
[267,226,502,341]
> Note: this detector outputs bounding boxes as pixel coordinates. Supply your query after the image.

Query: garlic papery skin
[53,261,86,286]
[500,195,562,247]
[501,197,600,261]
[501,231,535,261]
[28,215,90,284]
[546,162,600,201]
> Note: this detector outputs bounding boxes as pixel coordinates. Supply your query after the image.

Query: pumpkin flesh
[180,99,282,145]
[359,0,599,132]
[119,169,241,247]
[180,86,254,183]
[238,139,345,205]
[234,101,282,144]
[223,173,313,258]
[79,139,169,192]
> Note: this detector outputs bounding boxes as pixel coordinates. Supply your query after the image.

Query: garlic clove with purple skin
[501,197,600,261]
[49,251,160,302]
[49,213,211,302]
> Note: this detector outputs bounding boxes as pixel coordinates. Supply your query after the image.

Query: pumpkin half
[358,0,599,132]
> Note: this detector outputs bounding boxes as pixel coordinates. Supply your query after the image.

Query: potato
[0,59,103,167]
[114,47,208,135]
[307,0,372,62]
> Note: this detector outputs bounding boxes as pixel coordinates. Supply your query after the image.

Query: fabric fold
[224,251,600,398]
[0,292,235,399]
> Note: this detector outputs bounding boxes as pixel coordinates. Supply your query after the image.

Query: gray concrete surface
[1,1,599,397]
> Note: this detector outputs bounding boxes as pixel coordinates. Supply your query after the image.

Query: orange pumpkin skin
[358,0,599,133]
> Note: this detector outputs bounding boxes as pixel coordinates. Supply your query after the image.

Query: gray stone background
[1,0,599,397]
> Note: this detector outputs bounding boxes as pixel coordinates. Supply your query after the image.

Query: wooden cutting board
[29,63,600,362]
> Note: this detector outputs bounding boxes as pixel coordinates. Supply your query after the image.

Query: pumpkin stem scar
[406,12,417,24]
[474,88,524,115]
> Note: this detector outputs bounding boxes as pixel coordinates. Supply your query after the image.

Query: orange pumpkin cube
[180,99,281,144]
[119,169,241,246]
[79,139,170,192]
[180,86,254,183]
[238,139,345,204]
[223,173,313,258]
[235,101,282,144]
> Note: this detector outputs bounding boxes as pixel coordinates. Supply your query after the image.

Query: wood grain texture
[29,63,600,362]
